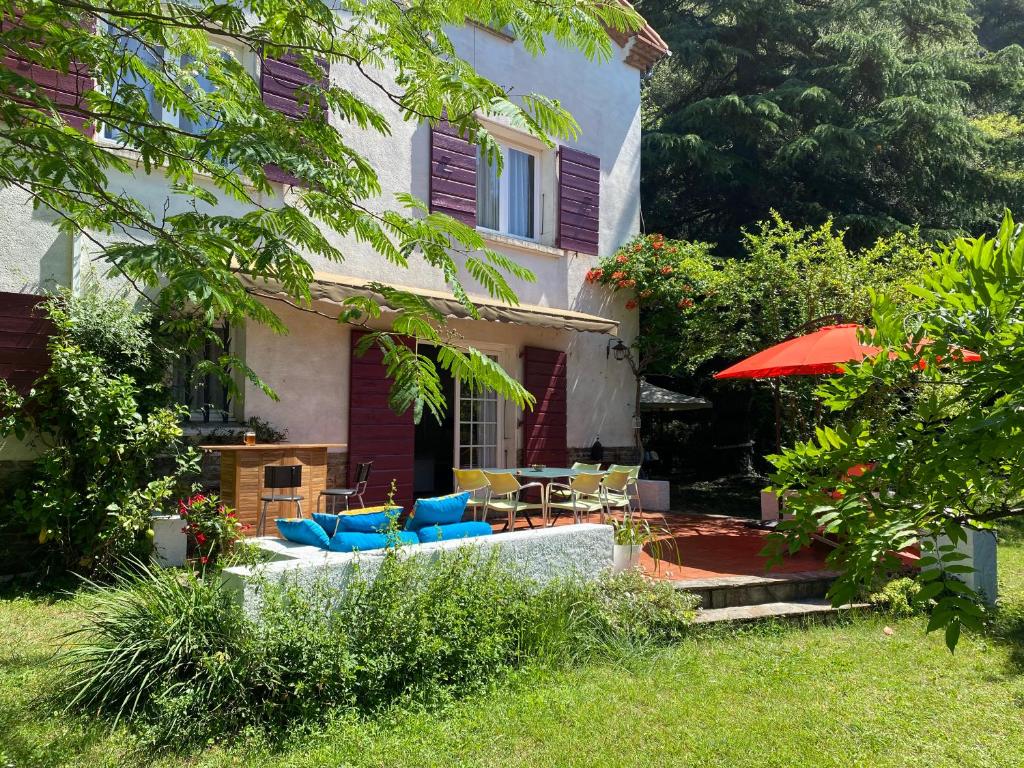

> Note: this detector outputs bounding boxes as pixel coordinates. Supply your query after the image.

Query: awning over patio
[640,379,711,412]
[242,272,619,334]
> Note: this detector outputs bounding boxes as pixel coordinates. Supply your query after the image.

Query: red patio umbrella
[714,323,981,448]
[714,324,879,380]
[714,323,981,380]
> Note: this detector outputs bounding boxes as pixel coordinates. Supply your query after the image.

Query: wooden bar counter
[200,443,346,533]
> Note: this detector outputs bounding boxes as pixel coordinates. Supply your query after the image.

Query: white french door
[454,351,508,469]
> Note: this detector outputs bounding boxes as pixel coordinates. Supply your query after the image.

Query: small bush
[58,555,698,746]
[178,490,247,568]
[201,416,288,445]
[867,577,922,618]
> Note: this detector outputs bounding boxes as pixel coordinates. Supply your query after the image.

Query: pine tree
[638,0,1024,251]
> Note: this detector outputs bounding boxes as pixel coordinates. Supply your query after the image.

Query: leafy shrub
[524,569,699,663]
[0,291,197,573]
[178,491,247,567]
[866,577,923,619]
[58,553,698,746]
[201,416,288,445]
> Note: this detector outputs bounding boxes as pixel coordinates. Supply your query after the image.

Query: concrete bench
[222,523,614,613]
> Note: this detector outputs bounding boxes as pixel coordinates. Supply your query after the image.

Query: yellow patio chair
[482,470,546,530]
[453,468,491,522]
[546,472,606,525]
[550,462,603,503]
[607,464,643,516]
[602,469,634,522]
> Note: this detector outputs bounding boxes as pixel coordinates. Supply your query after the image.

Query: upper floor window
[477,142,539,240]
[102,26,253,141]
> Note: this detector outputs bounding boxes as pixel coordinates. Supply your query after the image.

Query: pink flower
[625,299,638,310]
[196,533,207,544]
[200,556,209,565]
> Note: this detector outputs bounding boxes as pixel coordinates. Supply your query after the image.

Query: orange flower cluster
[677,298,694,309]
[625,299,638,310]
[585,267,604,283]
[615,253,628,264]
[660,266,673,275]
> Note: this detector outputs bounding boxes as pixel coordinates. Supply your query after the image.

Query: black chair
[318,461,372,513]
[258,464,303,535]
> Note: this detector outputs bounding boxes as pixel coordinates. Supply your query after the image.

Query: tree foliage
[0,0,642,419]
[769,211,1024,649]
[590,216,930,444]
[0,292,197,573]
[637,0,1024,251]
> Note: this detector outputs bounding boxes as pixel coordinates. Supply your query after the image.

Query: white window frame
[99,23,258,142]
[476,140,543,243]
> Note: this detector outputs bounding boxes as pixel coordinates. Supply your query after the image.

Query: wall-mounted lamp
[606,337,629,361]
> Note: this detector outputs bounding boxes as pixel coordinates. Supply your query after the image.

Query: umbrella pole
[773,379,782,453]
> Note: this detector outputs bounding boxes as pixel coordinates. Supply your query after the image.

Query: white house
[0,8,669,508]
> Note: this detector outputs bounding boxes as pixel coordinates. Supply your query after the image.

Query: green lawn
[2,530,1023,768]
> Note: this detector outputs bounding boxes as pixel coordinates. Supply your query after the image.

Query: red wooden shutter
[429,118,477,226]
[0,292,53,395]
[260,53,328,184]
[1,12,94,133]
[347,331,415,510]
[557,146,600,255]
[522,346,568,467]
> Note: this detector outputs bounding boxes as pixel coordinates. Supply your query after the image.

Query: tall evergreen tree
[638,0,1024,251]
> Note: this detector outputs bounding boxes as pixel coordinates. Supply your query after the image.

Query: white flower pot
[612,543,643,573]
[151,514,187,567]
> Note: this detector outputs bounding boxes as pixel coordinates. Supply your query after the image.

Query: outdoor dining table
[480,467,606,522]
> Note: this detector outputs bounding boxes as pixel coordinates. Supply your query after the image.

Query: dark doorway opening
[413,345,455,498]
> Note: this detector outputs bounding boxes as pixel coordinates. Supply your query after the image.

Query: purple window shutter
[260,52,328,185]
[522,346,568,467]
[557,147,600,255]
[1,13,95,134]
[429,119,477,226]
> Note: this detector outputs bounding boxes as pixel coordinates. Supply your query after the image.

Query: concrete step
[693,598,870,625]
[674,570,839,609]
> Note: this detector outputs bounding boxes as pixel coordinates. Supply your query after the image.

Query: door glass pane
[477,147,500,230]
[507,148,534,238]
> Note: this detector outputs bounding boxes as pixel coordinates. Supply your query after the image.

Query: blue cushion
[415,521,493,543]
[405,492,471,531]
[328,530,418,552]
[275,518,330,549]
[313,508,400,536]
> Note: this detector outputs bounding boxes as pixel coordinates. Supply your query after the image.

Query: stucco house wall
[0,18,662,470]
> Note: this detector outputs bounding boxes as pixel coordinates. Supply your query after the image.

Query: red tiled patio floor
[492,513,835,582]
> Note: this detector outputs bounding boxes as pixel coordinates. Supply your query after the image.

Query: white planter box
[922,526,998,606]
[151,515,186,568]
[637,479,670,512]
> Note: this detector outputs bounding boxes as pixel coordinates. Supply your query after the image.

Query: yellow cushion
[338,505,396,516]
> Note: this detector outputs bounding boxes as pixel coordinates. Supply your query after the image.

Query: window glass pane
[477,146,500,230]
[507,148,534,238]
[108,34,163,139]
[180,54,222,135]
